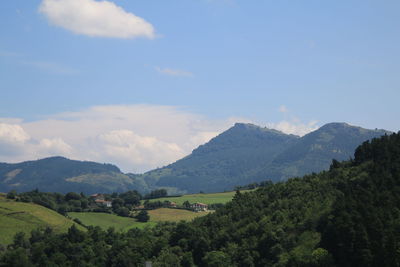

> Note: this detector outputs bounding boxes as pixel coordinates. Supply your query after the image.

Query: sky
[1,0,399,173]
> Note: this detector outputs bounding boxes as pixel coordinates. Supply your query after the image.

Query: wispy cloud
[268,120,318,137]
[39,0,155,39]
[269,105,319,136]
[155,67,194,77]
[0,105,232,172]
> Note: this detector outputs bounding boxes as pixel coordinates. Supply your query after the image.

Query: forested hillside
[141,122,389,193]
[1,132,399,266]
[0,157,148,194]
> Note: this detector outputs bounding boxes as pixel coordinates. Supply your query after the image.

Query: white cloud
[0,104,319,172]
[99,130,185,171]
[0,123,30,144]
[272,105,318,136]
[9,105,233,172]
[268,120,318,136]
[39,0,155,39]
[38,138,73,155]
[0,123,72,159]
[155,67,193,77]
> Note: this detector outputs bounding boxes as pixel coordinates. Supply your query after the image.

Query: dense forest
[1,132,399,267]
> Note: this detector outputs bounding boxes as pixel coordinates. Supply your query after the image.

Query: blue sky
[0,0,399,172]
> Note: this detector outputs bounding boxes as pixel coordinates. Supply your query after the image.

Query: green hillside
[68,208,207,231]
[68,212,156,231]
[0,194,84,245]
[144,190,252,205]
[2,132,399,266]
[148,208,209,222]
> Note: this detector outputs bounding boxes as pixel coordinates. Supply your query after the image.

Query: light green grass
[143,190,253,205]
[148,208,210,222]
[68,207,209,231]
[0,196,84,245]
[68,212,156,231]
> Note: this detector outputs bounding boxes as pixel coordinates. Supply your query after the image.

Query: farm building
[191,202,208,212]
[94,199,112,208]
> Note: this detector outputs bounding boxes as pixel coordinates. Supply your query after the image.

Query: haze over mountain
[0,122,390,194]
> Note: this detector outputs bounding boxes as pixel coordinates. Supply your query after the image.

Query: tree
[116,207,130,217]
[65,192,81,201]
[11,232,30,249]
[153,248,181,267]
[6,190,17,199]
[202,251,232,267]
[183,201,191,209]
[137,210,150,222]
[0,247,30,267]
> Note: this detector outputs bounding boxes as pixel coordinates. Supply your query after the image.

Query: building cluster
[190,202,208,212]
[90,193,112,208]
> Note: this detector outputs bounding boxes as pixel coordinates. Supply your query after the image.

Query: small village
[90,193,209,215]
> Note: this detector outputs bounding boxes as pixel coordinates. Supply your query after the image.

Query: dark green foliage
[119,190,142,206]
[136,210,150,222]
[16,190,88,214]
[141,122,389,193]
[144,189,168,199]
[12,189,143,218]
[319,133,400,267]
[115,207,130,217]
[1,132,399,266]
[6,190,16,199]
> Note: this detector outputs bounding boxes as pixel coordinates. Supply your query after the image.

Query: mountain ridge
[0,122,392,194]
[140,122,390,193]
[0,156,147,194]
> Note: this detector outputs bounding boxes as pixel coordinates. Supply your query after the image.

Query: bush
[136,210,150,222]
[6,190,17,199]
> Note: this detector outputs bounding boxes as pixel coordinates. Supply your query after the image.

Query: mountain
[141,122,390,193]
[2,131,399,266]
[0,122,390,195]
[0,157,148,194]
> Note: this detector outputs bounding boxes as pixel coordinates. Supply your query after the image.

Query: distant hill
[0,123,390,195]
[0,194,84,245]
[0,157,148,194]
[140,122,390,193]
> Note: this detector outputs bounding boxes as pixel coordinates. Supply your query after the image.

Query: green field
[0,195,84,245]
[148,208,210,222]
[68,208,209,231]
[68,212,156,231]
[143,190,252,205]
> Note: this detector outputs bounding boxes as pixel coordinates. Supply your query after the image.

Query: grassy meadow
[0,190,247,244]
[68,208,209,231]
[0,194,84,245]
[68,212,157,231]
[143,189,252,205]
[148,208,210,222]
